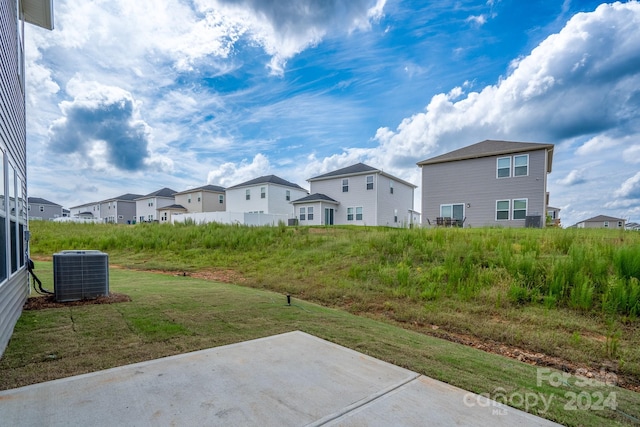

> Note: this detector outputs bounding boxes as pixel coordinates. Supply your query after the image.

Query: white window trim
[497,157,511,179]
[342,178,349,192]
[496,200,510,221]
[514,154,529,177]
[355,206,363,221]
[512,198,528,220]
[366,175,374,190]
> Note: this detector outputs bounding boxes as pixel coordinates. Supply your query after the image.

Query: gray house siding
[28,202,63,220]
[1,0,52,357]
[421,149,548,227]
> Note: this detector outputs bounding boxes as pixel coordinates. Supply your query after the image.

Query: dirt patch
[24,293,131,310]
[419,325,640,393]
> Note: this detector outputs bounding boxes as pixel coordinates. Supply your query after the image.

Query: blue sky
[25,0,640,226]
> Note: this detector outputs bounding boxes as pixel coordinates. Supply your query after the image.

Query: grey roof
[138,188,177,199]
[308,163,417,188]
[159,204,186,210]
[291,193,339,204]
[105,193,144,202]
[309,163,379,181]
[174,185,226,195]
[228,175,305,190]
[28,197,61,206]
[579,215,625,223]
[417,140,554,172]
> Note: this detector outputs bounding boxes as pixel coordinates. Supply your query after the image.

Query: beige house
[574,215,626,229]
[173,185,226,213]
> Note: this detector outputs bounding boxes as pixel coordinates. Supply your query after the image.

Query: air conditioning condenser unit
[53,250,109,302]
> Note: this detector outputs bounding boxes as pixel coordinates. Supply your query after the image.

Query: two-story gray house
[100,193,142,224]
[297,163,418,227]
[417,140,554,228]
[1,0,54,357]
[28,197,64,220]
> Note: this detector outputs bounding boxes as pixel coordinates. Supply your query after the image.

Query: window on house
[149,215,153,221]
[299,207,306,221]
[440,204,464,221]
[219,195,224,203]
[394,209,398,223]
[39,206,44,212]
[0,151,5,282]
[604,221,609,228]
[496,200,510,220]
[390,181,394,194]
[342,179,348,192]
[366,175,374,190]
[188,197,191,203]
[308,207,314,220]
[513,199,527,220]
[618,221,623,228]
[347,207,354,221]
[197,197,201,202]
[497,157,511,178]
[118,215,123,220]
[286,190,290,201]
[246,189,250,200]
[356,207,363,221]
[261,187,266,199]
[514,155,529,176]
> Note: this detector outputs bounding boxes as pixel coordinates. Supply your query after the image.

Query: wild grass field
[6,221,640,425]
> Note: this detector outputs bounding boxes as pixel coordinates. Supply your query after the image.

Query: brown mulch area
[24,293,131,310]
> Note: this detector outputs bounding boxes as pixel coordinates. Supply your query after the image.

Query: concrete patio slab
[0,331,559,426]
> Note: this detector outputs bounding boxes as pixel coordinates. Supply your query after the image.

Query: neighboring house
[291,194,340,226]
[1,0,54,358]
[174,185,226,213]
[69,201,102,220]
[100,193,142,224]
[226,175,308,215]
[575,215,626,229]
[27,197,64,220]
[417,140,554,228]
[546,206,561,227]
[135,187,176,223]
[158,204,187,224]
[625,221,640,231]
[301,163,418,227]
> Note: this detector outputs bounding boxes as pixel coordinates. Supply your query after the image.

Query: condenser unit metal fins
[53,250,109,302]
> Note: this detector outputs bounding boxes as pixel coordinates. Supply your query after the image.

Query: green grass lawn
[1,263,639,426]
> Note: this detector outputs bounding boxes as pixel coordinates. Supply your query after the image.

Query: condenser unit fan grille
[53,250,109,302]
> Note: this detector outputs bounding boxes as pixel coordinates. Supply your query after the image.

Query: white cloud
[206,153,271,187]
[556,169,587,186]
[623,144,640,163]
[614,172,640,199]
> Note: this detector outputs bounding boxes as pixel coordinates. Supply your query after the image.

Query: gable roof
[103,193,143,202]
[174,185,226,195]
[579,215,625,223]
[158,204,187,211]
[417,140,554,172]
[227,175,305,190]
[291,193,339,204]
[308,163,417,188]
[309,163,379,180]
[28,197,60,206]
[138,188,177,199]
